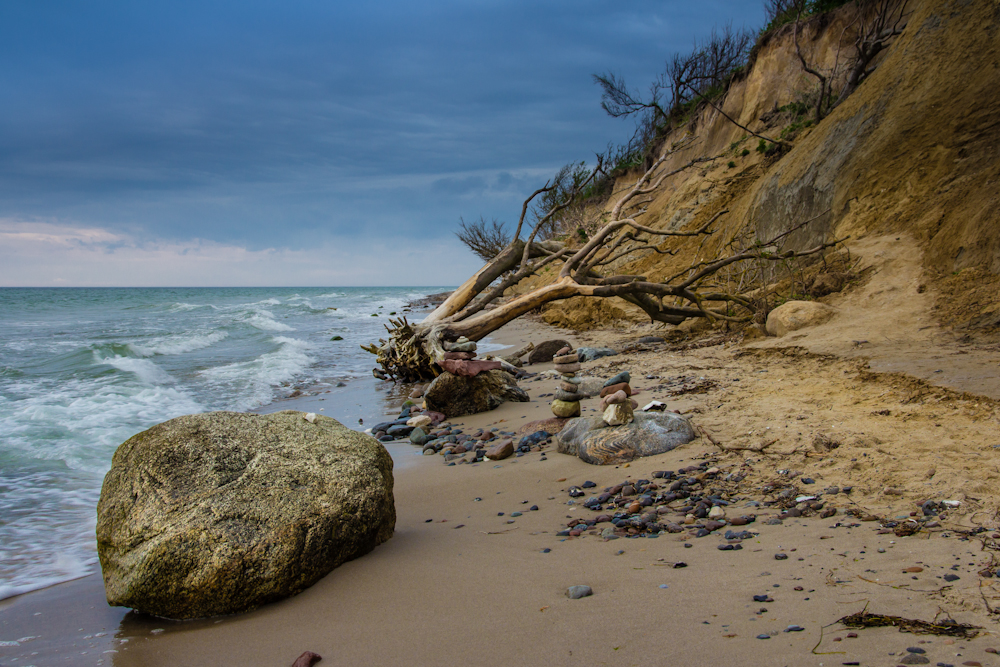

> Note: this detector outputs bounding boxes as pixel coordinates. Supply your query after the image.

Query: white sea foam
[128,331,228,357]
[198,336,315,411]
[168,302,207,312]
[246,309,294,332]
[101,356,175,385]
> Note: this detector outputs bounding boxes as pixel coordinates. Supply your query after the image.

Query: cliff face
[538,0,1000,330]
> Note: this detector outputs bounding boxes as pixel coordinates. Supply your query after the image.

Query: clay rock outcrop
[423,369,529,417]
[765,300,837,337]
[96,411,395,620]
[555,412,696,465]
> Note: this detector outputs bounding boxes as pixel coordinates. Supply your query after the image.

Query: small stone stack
[438,337,503,377]
[551,346,584,418]
[443,336,476,355]
[599,371,638,426]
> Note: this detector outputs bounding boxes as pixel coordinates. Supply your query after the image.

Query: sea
[0,286,458,602]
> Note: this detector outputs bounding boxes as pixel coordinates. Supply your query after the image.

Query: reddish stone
[438,359,502,377]
[485,439,513,460]
[599,382,633,398]
[443,351,476,360]
[292,652,322,667]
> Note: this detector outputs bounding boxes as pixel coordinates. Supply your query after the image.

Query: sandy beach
[4,302,1000,667]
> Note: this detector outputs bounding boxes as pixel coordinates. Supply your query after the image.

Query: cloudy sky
[0,1,765,287]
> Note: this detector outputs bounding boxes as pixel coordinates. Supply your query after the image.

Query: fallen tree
[363,141,840,382]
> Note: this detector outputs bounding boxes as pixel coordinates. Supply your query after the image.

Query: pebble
[567,585,593,600]
[899,655,930,665]
[774,553,789,560]
[784,625,804,632]
[756,634,770,640]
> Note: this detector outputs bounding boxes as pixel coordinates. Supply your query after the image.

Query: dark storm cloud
[0,0,765,252]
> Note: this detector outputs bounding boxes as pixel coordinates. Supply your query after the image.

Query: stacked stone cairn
[598,371,638,426]
[551,346,584,418]
[435,336,505,378]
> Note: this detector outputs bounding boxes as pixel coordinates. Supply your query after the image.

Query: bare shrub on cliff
[366,143,839,381]
[455,216,512,262]
[787,0,910,122]
[836,0,910,103]
[594,22,754,135]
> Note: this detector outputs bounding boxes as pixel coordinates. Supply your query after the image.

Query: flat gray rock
[555,411,696,465]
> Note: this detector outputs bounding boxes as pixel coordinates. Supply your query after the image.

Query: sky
[0,1,766,287]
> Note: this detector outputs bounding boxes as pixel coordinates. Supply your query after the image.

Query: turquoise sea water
[0,286,450,600]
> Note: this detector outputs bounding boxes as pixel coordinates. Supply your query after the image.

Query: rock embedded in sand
[485,440,514,460]
[527,340,571,364]
[765,300,837,337]
[566,585,593,599]
[555,412,695,465]
[96,411,395,620]
[423,370,529,418]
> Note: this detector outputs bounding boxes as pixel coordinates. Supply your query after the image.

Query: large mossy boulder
[423,369,529,417]
[96,411,395,619]
[555,412,696,465]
